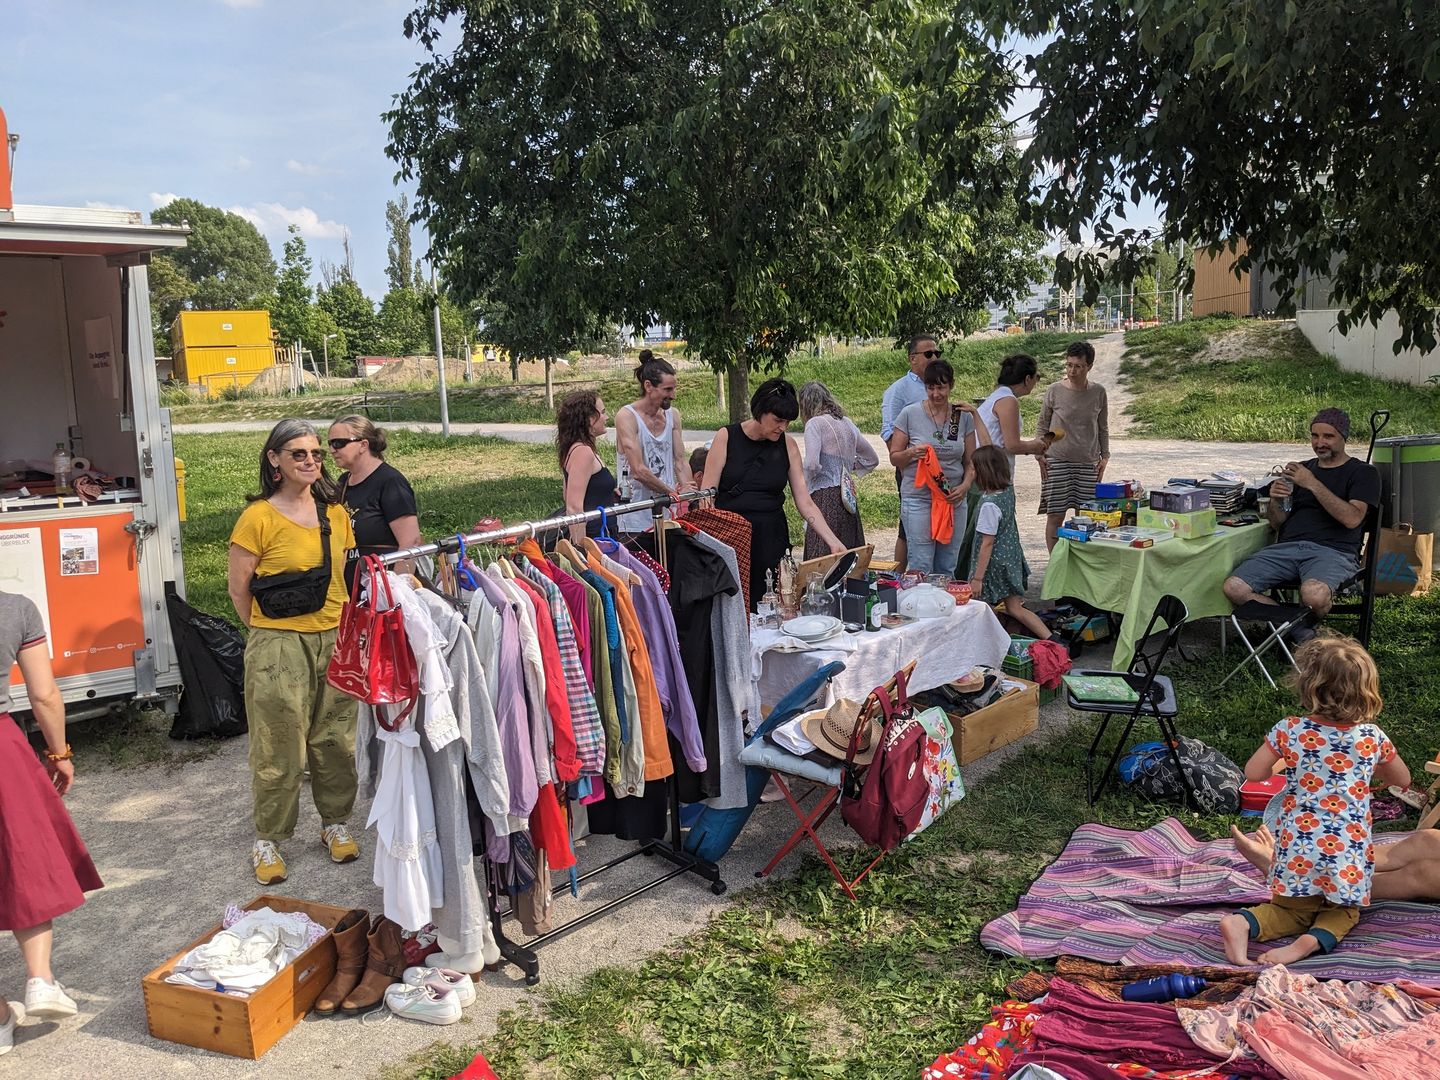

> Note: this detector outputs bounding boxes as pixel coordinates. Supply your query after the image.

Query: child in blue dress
[966,446,1052,641]
[1221,634,1409,965]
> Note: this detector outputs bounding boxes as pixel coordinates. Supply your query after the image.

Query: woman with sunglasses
[328,414,422,579]
[227,419,359,887]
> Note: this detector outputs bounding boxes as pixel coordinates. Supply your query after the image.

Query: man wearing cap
[1222,408,1380,639]
[882,335,941,569]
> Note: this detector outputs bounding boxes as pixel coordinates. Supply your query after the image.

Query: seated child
[1222,634,1409,965]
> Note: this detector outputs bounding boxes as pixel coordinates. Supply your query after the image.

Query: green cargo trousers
[244,627,358,842]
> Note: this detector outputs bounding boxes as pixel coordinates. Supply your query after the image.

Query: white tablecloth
[750,601,1012,719]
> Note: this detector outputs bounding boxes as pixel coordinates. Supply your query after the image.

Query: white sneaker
[24,978,76,1019]
[403,966,475,1008]
[383,982,462,1025]
[1,1002,23,1055]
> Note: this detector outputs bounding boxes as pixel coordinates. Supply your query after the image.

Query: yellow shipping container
[176,344,277,396]
[171,310,274,352]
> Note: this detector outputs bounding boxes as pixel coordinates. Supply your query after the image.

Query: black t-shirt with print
[340,462,418,556]
[1279,456,1380,554]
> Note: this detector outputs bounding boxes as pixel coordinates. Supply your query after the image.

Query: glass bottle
[52,443,72,495]
[801,575,835,619]
[865,583,882,632]
[757,569,780,629]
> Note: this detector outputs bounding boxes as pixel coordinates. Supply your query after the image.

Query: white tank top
[616,403,676,532]
[977,385,1018,475]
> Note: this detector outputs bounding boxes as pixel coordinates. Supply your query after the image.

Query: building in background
[170,310,276,396]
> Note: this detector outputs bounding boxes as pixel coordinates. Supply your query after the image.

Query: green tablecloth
[1041,523,1272,669]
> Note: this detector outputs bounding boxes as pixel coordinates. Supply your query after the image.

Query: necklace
[926,401,950,440]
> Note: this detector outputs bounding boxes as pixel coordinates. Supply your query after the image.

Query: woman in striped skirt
[1038,341,1110,551]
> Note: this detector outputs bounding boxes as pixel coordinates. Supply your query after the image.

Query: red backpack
[841,670,929,852]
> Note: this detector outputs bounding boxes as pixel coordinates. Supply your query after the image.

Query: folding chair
[739,663,914,900]
[1220,505,1382,686]
[1067,594,1194,807]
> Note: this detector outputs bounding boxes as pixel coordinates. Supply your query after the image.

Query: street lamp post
[322,333,338,378]
[1097,294,1110,329]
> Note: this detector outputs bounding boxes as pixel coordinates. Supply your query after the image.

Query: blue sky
[3,0,426,299]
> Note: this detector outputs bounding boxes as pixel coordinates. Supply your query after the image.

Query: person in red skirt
[0,590,103,1056]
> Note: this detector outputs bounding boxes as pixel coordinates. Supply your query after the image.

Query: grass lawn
[169,428,1440,1080]
[1122,318,1440,441]
[165,332,1081,432]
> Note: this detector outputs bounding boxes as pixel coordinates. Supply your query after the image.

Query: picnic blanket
[981,817,1440,985]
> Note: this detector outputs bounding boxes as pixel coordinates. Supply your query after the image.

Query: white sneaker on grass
[383,982,462,1025]
[24,979,76,1019]
[402,966,475,1008]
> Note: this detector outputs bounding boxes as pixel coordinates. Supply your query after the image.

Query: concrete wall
[1296,308,1440,386]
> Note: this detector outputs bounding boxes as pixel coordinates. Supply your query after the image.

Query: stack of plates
[781,615,844,643]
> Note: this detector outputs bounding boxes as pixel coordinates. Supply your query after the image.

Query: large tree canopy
[937,0,1440,350]
[387,0,1039,418]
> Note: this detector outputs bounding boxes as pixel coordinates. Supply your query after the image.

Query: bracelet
[44,744,74,762]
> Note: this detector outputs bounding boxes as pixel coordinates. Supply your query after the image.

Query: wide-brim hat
[799,697,882,764]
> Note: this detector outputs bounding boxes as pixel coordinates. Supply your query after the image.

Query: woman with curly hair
[558,389,618,543]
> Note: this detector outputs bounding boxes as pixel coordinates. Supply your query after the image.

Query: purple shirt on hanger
[602,542,707,773]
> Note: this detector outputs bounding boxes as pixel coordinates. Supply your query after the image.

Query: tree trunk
[725,355,749,424]
[544,356,554,410]
[715,369,726,416]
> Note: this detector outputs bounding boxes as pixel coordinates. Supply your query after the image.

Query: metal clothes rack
[378,488,727,985]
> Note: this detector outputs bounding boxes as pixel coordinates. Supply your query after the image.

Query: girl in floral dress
[966,446,1052,641]
[1222,635,1410,965]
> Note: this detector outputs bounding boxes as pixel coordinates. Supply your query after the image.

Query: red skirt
[0,715,103,930]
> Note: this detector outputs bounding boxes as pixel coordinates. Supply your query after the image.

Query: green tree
[384,196,414,294]
[387,0,1024,420]
[270,226,314,348]
[147,255,196,357]
[318,275,380,367]
[149,198,277,310]
[941,0,1440,350]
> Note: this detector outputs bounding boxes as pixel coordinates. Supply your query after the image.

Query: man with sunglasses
[881,335,941,569]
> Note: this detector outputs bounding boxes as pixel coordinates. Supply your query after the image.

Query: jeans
[900,491,968,576]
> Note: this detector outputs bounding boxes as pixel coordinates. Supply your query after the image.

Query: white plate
[781,615,842,640]
[783,624,846,646]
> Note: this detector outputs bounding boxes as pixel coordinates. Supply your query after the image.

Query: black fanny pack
[249,507,333,619]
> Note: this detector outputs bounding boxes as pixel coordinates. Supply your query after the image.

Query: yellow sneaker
[321,823,360,864]
[252,840,287,885]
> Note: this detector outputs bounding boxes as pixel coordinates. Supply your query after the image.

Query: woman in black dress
[701,378,846,606]
[558,389,619,543]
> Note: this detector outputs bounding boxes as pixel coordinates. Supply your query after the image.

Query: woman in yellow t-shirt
[227,419,358,887]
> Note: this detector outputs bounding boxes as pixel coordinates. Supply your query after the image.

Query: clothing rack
[378,488,726,984]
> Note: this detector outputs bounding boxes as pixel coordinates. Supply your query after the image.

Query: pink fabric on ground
[1026,639,1071,688]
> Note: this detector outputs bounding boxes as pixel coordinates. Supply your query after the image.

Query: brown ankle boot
[340,916,406,1013]
[312,909,369,1015]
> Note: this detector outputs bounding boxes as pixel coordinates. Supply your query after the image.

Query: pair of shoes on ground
[252,824,360,885]
[3,980,79,1054]
[312,911,410,1016]
[383,967,474,1025]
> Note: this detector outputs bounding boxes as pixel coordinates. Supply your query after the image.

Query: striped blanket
[981,817,1440,985]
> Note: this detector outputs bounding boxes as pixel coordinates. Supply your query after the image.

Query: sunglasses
[281,449,327,463]
[911,348,943,359]
[328,437,362,451]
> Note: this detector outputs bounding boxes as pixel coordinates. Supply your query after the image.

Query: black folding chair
[1220,504,1382,686]
[1067,594,1194,806]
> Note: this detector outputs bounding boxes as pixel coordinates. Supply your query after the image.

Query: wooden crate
[141,894,348,1059]
[951,676,1039,765]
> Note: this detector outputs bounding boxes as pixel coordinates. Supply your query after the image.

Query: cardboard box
[1148,485,1211,513]
[1138,505,1217,539]
[951,675,1039,764]
[142,895,347,1059]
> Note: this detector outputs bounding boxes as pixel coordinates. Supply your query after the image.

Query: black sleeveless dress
[564,452,618,537]
[715,422,791,605]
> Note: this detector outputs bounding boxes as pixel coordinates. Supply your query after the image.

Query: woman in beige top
[1037,341,1110,551]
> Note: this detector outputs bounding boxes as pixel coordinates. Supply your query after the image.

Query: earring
[272,467,281,482]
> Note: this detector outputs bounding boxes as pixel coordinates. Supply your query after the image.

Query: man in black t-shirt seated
[1222,408,1380,641]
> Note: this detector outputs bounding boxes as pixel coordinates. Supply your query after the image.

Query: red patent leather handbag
[326,554,419,730]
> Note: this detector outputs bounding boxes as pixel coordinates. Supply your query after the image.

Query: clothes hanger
[453,534,482,591]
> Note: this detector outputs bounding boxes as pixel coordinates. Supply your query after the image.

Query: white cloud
[85,200,132,211]
[285,159,324,176]
[149,192,179,208]
[233,156,252,170]
[220,0,264,8]
[226,202,349,241]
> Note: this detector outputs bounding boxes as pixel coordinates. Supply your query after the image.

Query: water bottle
[51,442,72,495]
[617,460,632,502]
[1121,973,1207,1002]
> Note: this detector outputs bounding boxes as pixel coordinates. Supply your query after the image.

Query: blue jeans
[900,491,968,575]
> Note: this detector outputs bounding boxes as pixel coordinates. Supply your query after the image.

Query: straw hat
[799,697,882,764]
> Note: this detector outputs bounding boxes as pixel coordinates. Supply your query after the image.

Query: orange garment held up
[913,444,954,545]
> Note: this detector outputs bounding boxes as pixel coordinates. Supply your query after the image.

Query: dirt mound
[369,356,471,384]
[1198,319,1298,363]
[246,365,318,395]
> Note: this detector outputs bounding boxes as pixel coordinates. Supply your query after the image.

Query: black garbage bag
[165,586,247,740]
